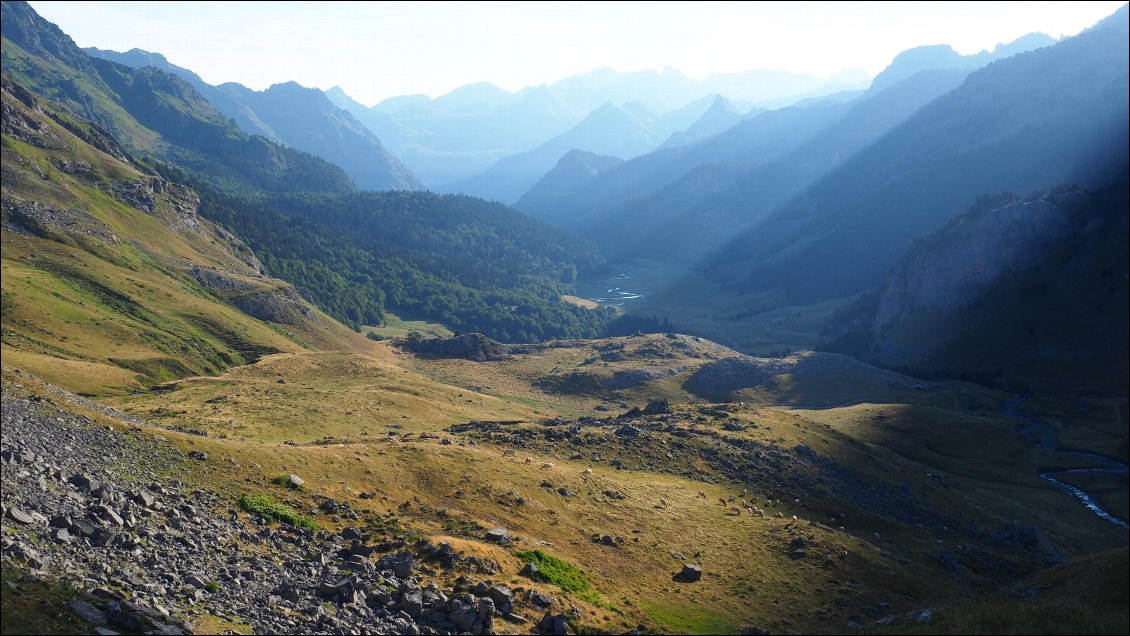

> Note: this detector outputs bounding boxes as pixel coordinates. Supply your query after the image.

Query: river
[1004,396,1129,530]
[577,266,644,307]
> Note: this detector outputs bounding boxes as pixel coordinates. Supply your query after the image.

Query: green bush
[237,494,318,531]
[514,549,607,607]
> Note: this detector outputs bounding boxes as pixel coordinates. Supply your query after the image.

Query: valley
[2,2,1127,635]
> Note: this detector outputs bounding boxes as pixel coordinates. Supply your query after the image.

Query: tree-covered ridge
[1,0,355,197]
[166,171,615,341]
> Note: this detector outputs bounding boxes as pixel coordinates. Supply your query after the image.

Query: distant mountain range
[83,47,422,191]
[1,0,355,195]
[705,17,1128,305]
[515,31,1064,262]
[325,67,869,188]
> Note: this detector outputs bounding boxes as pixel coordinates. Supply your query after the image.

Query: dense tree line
[158,164,616,341]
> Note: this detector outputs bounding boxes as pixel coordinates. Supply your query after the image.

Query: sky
[28,1,1127,106]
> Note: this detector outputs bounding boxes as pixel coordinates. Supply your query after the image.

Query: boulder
[377,551,415,578]
[485,527,509,543]
[536,612,570,635]
[6,507,36,525]
[680,563,702,582]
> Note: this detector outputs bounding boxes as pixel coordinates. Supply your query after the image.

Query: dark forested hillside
[160,166,615,340]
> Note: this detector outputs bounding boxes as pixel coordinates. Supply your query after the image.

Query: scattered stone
[679,563,702,582]
[535,612,569,635]
[376,551,415,578]
[485,527,509,543]
[285,474,305,488]
[188,451,208,461]
[6,507,36,525]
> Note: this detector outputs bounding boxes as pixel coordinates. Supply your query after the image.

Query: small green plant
[514,549,609,608]
[204,581,221,593]
[237,494,319,531]
[365,331,385,341]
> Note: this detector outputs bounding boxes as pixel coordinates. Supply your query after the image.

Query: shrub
[514,549,607,607]
[237,494,319,531]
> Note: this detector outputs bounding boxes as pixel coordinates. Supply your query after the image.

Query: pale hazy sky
[28,1,1127,106]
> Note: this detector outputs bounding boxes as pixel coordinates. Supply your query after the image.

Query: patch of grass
[237,494,319,531]
[639,599,737,635]
[1,567,93,636]
[204,581,222,593]
[439,514,483,538]
[515,549,609,608]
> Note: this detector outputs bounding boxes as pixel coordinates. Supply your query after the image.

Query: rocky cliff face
[872,194,1076,331]
[821,183,1128,394]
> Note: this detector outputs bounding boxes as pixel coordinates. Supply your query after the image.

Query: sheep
[719,497,727,506]
[793,498,801,506]
[753,507,765,518]
[729,506,742,516]
[764,500,773,508]
[525,457,532,465]
[541,462,554,469]
[740,499,747,507]
[582,468,593,475]
[791,515,799,521]
[697,491,706,499]
[659,498,670,509]
[774,511,784,519]
[740,489,748,497]
[728,495,736,502]
[746,506,755,516]
[502,449,516,457]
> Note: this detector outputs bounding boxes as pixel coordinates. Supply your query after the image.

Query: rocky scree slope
[0,379,581,635]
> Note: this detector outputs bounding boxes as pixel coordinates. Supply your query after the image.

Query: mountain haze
[705,22,1129,304]
[84,47,422,191]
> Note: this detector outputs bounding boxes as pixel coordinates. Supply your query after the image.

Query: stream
[578,266,644,306]
[1004,396,1129,529]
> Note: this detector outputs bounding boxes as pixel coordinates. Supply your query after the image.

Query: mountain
[83,46,279,140]
[3,1,614,343]
[704,21,1129,305]
[328,65,869,188]
[1,0,355,196]
[516,95,853,230]
[868,32,1055,93]
[822,181,1129,397]
[332,83,580,186]
[546,66,867,115]
[445,102,661,203]
[0,73,363,393]
[517,32,1060,263]
[83,48,422,191]
[660,95,748,148]
[580,66,975,263]
[516,150,623,211]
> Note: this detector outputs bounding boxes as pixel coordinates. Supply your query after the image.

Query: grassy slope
[1,80,369,395]
[90,335,1127,634]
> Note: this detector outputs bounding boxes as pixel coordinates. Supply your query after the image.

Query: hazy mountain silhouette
[704,20,1128,305]
[84,47,422,191]
[444,102,661,203]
